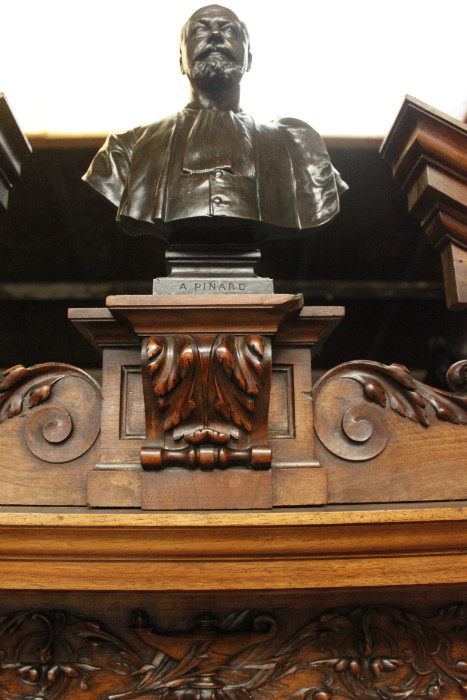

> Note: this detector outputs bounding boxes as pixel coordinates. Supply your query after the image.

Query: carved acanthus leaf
[0,364,67,422]
[141,333,272,468]
[315,359,467,428]
[146,336,197,432]
[214,335,265,433]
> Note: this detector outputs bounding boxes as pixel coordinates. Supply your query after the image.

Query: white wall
[4,0,466,136]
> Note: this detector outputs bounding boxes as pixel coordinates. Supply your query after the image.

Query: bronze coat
[83,109,348,242]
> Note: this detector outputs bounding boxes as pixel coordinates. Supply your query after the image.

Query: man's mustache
[194,45,236,62]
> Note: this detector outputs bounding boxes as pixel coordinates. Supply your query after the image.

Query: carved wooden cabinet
[0,97,466,699]
[0,506,465,699]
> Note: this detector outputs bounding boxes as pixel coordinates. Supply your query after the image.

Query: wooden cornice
[69,304,344,354]
[0,94,32,210]
[0,504,465,591]
[381,96,467,309]
[106,293,303,334]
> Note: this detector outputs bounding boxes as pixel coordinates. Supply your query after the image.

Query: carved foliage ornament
[0,609,140,700]
[314,359,467,461]
[141,333,272,469]
[0,604,466,699]
[0,363,101,463]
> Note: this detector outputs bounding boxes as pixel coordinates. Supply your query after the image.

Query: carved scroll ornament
[0,604,466,699]
[0,363,101,463]
[314,359,467,461]
[140,333,272,469]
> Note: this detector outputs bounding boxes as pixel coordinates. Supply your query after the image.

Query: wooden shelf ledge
[0,503,464,591]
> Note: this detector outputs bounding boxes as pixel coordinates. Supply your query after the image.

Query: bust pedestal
[70,295,344,510]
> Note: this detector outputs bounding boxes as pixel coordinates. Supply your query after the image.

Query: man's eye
[191,25,207,38]
[222,26,238,38]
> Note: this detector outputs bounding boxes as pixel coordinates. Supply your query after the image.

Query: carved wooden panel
[269,364,295,436]
[0,364,101,505]
[122,361,297,442]
[120,365,146,438]
[73,304,337,507]
[0,597,466,699]
[105,348,309,469]
[120,361,297,440]
[314,359,467,502]
[100,348,143,466]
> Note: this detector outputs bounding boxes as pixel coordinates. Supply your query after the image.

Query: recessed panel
[120,366,145,439]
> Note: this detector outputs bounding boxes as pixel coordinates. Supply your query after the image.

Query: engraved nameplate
[153,277,274,295]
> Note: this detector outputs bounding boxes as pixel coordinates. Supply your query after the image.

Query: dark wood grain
[141,468,273,509]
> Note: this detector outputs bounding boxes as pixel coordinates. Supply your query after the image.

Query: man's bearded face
[189,49,244,90]
[180,6,251,93]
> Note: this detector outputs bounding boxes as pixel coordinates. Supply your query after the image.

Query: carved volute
[0,363,101,464]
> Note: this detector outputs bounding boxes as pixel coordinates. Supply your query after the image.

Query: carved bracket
[140,333,272,469]
[314,359,467,461]
[0,363,101,463]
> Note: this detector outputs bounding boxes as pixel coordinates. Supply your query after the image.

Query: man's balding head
[180,5,250,53]
[179,5,251,91]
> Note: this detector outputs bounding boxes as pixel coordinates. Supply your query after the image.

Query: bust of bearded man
[83,5,348,244]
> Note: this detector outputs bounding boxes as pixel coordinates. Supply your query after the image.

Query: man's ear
[246,51,252,72]
[180,52,186,75]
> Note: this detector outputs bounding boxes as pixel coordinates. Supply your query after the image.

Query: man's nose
[209,25,223,42]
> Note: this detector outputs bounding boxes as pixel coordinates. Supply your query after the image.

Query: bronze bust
[83,5,348,244]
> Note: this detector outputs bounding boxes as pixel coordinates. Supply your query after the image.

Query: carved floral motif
[0,605,466,699]
[314,359,467,461]
[0,609,140,700]
[0,363,101,463]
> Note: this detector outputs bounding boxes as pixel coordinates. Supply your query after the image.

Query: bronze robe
[83,108,348,242]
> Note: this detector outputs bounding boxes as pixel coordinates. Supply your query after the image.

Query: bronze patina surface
[83,5,348,245]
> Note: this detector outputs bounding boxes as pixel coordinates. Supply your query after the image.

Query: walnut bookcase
[0,98,466,698]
